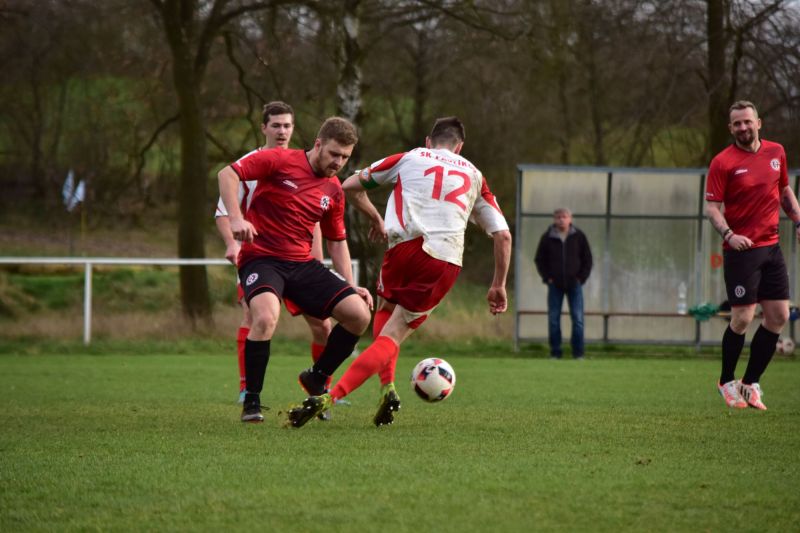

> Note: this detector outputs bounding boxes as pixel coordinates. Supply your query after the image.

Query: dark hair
[316,117,358,146]
[729,100,758,118]
[429,116,465,146]
[262,101,294,124]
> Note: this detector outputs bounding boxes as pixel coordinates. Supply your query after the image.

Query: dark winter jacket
[534,225,593,290]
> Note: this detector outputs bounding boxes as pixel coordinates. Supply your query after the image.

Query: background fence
[514,164,800,349]
[0,257,358,345]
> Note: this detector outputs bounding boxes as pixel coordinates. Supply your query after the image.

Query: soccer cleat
[373,383,401,427]
[717,380,747,409]
[739,382,767,410]
[241,394,265,423]
[287,393,333,428]
[298,368,329,396]
[298,368,333,421]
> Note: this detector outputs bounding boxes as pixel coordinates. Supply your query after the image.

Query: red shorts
[377,237,460,313]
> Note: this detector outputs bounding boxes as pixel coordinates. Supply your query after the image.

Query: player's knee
[765,310,789,331]
[250,311,278,338]
[309,319,333,343]
[344,305,371,335]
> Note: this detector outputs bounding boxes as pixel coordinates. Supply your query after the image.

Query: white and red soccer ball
[411,357,456,402]
[776,337,795,355]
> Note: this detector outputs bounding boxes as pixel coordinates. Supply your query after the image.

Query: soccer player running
[215,101,333,404]
[288,116,512,428]
[705,100,800,410]
[218,117,373,423]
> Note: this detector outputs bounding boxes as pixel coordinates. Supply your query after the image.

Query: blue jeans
[547,283,584,358]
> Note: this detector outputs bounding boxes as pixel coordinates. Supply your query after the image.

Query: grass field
[1,343,799,532]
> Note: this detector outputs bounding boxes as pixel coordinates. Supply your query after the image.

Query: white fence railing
[0,257,359,345]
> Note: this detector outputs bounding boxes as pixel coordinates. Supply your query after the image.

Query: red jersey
[231,148,347,265]
[706,139,789,249]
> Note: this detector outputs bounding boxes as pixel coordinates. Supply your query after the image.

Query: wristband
[722,228,733,240]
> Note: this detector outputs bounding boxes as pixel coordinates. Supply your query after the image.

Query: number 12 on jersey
[425,165,471,211]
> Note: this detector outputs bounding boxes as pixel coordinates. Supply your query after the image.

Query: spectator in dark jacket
[534,208,593,359]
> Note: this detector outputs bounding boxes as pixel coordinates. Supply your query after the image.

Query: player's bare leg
[241,292,281,423]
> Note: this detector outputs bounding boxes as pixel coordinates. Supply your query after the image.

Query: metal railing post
[84,262,92,345]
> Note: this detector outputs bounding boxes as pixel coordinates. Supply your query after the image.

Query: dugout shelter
[514,164,800,349]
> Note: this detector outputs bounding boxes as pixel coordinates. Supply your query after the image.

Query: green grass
[1,348,798,532]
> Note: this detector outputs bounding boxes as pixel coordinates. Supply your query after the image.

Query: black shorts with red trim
[239,257,355,319]
[723,244,789,306]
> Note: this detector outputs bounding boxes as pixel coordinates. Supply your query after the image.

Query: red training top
[705,139,789,250]
[230,147,346,265]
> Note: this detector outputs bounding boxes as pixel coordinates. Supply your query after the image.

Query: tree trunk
[706,0,729,158]
[161,2,212,322]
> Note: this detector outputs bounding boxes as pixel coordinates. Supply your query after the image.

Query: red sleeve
[705,156,726,202]
[231,148,279,181]
[320,182,347,241]
[480,176,504,214]
[779,150,789,189]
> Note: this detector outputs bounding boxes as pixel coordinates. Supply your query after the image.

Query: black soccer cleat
[298,368,332,421]
[287,394,333,428]
[241,394,264,423]
[298,368,329,396]
[373,383,401,427]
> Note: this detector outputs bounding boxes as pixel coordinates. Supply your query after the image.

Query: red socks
[372,308,391,338]
[331,336,399,400]
[237,327,249,392]
[311,342,326,363]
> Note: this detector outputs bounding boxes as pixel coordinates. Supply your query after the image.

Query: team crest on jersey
[770,158,780,171]
[320,196,331,210]
[734,285,746,298]
[246,273,258,286]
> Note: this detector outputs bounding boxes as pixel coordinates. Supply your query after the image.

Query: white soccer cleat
[717,380,747,409]
[738,382,767,410]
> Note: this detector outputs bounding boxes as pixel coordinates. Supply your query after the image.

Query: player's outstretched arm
[342,172,387,242]
[780,185,800,243]
[487,229,512,315]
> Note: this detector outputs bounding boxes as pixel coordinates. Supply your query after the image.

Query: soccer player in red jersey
[288,117,512,427]
[214,102,332,404]
[218,117,373,422]
[705,100,800,410]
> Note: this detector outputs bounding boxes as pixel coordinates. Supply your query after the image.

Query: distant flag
[62,169,85,212]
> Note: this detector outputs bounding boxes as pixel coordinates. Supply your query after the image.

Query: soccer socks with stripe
[237,327,249,392]
[312,324,361,377]
[742,325,779,384]
[372,308,391,338]
[244,339,271,395]
[720,326,745,384]
[331,336,399,400]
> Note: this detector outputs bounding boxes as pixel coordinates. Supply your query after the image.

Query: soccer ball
[411,357,456,402]
[776,337,795,355]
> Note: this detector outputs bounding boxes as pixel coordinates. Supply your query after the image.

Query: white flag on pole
[62,169,85,212]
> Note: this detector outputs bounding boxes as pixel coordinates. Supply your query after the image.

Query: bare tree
[148,0,281,322]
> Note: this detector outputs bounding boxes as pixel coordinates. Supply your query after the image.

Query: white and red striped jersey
[362,147,508,266]
[215,180,257,219]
